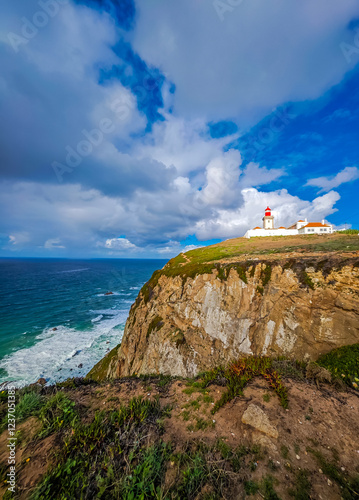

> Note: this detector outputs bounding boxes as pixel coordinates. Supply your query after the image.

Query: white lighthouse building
[244,207,333,238]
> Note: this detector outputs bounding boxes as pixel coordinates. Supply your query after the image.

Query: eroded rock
[99,253,359,379]
[241,404,278,439]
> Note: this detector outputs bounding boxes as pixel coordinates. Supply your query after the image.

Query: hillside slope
[1,361,359,499]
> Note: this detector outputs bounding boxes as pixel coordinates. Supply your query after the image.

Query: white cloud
[0,179,341,256]
[200,150,242,206]
[104,237,138,251]
[131,0,359,124]
[136,113,239,176]
[194,188,340,240]
[9,232,30,246]
[44,238,65,249]
[306,166,359,192]
[0,2,353,257]
[0,2,146,183]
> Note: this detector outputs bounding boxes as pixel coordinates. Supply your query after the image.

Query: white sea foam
[0,309,128,387]
[91,315,103,323]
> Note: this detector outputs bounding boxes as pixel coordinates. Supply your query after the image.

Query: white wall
[298,226,333,235]
[244,228,298,238]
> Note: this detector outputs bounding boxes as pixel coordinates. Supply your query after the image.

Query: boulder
[241,404,278,439]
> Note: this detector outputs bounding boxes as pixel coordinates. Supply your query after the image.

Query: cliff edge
[100,234,359,379]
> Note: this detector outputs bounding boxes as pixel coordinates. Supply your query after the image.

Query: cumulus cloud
[0,1,354,257]
[306,166,359,192]
[0,1,146,185]
[131,0,359,123]
[104,237,139,251]
[0,177,341,256]
[194,188,340,240]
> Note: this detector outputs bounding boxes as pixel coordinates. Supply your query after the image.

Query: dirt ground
[1,375,358,499]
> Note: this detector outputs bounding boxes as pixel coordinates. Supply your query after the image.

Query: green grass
[32,396,171,499]
[261,474,281,500]
[1,391,44,432]
[16,391,43,421]
[244,479,259,495]
[316,344,359,390]
[288,469,311,500]
[155,376,172,389]
[38,392,77,438]
[187,417,215,432]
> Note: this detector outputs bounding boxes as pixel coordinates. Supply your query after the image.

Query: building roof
[253,227,261,230]
[298,220,305,222]
[302,222,330,228]
[278,226,286,229]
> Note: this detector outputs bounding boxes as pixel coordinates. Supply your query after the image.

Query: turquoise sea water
[0,258,166,387]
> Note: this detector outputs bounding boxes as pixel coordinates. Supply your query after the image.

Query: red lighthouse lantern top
[265,206,271,216]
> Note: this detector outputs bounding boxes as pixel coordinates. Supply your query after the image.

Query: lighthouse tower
[262,206,274,230]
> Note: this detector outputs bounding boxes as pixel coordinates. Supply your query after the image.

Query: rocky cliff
[103,235,359,379]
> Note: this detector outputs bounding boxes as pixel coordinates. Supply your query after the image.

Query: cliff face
[106,244,359,379]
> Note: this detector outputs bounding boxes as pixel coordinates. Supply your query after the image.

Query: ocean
[0,258,167,387]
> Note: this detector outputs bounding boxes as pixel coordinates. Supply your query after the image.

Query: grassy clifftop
[138,233,359,304]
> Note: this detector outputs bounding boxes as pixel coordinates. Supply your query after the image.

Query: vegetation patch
[338,229,359,234]
[38,391,77,438]
[260,264,272,287]
[1,391,44,433]
[316,343,359,390]
[32,396,171,499]
[199,356,288,413]
[298,270,315,290]
[86,343,120,381]
[307,447,359,499]
[147,315,164,339]
[272,358,306,380]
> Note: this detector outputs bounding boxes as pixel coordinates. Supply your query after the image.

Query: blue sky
[0,0,358,258]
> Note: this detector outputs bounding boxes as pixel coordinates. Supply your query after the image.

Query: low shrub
[200,356,288,413]
[316,344,359,390]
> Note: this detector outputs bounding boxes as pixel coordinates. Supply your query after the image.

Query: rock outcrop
[101,236,359,379]
[242,404,278,439]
